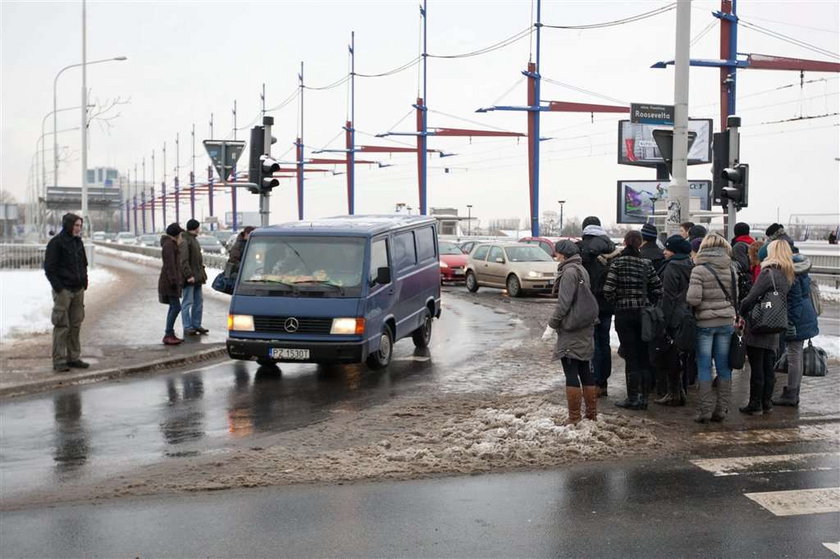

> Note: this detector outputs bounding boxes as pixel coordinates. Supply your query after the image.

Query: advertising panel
[617,180,712,224]
[617,119,712,166]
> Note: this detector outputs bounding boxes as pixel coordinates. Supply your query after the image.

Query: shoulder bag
[562,267,599,331]
[747,271,788,334]
[702,264,746,370]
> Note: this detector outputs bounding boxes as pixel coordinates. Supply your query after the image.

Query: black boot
[615,367,643,409]
[739,400,762,415]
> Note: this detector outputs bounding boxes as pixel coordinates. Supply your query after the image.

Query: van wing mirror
[375,267,391,285]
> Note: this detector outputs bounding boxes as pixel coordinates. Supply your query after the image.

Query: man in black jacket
[576,216,617,397]
[44,213,89,372]
[640,223,664,272]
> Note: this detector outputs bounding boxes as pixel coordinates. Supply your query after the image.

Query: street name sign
[203,140,245,182]
[631,103,675,125]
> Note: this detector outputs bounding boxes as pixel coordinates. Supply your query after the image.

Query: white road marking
[824,542,840,557]
[694,424,840,445]
[691,452,840,477]
[744,487,840,516]
[392,356,431,362]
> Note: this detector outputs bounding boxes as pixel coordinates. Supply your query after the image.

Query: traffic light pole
[260,117,274,227]
[726,115,740,241]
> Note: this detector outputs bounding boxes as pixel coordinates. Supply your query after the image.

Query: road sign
[630,103,675,125]
[203,140,245,182]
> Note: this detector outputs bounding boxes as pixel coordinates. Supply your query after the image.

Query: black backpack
[580,247,608,296]
[734,260,753,305]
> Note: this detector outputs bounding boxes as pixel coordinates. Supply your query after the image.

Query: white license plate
[453,269,465,275]
[269,348,310,360]
[547,279,554,286]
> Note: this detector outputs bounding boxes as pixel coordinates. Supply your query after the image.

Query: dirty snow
[0,268,115,340]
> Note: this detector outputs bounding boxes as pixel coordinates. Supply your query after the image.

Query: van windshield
[239,236,365,297]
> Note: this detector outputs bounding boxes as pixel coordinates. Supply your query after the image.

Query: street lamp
[466,204,473,236]
[557,200,565,235]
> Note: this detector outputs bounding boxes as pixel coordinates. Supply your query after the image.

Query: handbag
[702,264,745,370]
[803,340,827,377]
[671,302,697,352]
[748,272,788,334]
[211,271,233,294]
[641,306,665,342]
[561,268,599,331]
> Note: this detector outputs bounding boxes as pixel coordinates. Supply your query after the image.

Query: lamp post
[557,200,565,235]
[466,204,473,236]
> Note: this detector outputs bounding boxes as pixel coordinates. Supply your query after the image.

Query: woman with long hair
[686,233,738,423]
[738,240,793,414]
[158,223,185,345]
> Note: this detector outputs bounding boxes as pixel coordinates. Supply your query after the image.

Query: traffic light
[720,163,749,208]
[711,132,729,206]
[248,126,280,194]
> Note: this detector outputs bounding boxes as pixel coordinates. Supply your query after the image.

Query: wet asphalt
[0,292,523,501]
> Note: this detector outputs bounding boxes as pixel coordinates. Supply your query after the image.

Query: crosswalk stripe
[744,487,840,517]
[691,452,840,477]
[824,542,840,557]
[694,424,840,445]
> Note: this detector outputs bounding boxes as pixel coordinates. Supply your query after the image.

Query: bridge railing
[92,241,228,269]
[0,244,47,269]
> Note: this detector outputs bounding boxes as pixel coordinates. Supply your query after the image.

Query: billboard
[618,119,712,166]
[617,180,712,224]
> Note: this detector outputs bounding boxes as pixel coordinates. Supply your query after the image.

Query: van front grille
[253,316,333,334]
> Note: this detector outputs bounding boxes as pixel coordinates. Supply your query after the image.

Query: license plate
[269,348,310,360]
[547,279,554,286]
[453,269,464,275]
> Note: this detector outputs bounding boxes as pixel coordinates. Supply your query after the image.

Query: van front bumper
[226,336,367,364]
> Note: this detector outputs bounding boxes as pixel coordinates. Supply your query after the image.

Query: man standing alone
[179,219,208,335]
[44,213,89,372]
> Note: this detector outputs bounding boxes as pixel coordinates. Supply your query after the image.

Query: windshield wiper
[293,279,346,295]
[245,279,298,291]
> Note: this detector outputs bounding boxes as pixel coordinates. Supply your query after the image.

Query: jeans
[695,325,734,383]
[592,311,613,387]
[181,284,204,330]
[561,357,595,388]
[165,299,182,336]
[785,339,805,392]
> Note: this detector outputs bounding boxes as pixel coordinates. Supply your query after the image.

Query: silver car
[465,243,557,297]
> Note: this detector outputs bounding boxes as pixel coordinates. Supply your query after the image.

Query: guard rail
[92,241,228,269]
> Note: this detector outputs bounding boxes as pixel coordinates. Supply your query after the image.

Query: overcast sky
[1,0,838,229]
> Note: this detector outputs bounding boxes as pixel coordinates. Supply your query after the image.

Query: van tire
[256,357,277,366]
[507,274,522,297]
[466,271,479,292]
[367,325,393,369]
[412,310,433,348]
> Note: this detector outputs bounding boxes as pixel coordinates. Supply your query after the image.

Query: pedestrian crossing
[690,423,840,556]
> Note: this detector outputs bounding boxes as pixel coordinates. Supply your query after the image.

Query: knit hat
[165,223,183,237]
[640,223,658,240]
[734,222,751,237]
[554,239,579,257]
[765,223,785,238]
[664,234,692,255]
[581,216,601,229]
[186,218,200,231]
[688,224,707,240]
[690,237,703,253]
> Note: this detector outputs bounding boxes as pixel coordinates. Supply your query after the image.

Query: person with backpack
[773,248,820,407]
[652,235,694,407]
[576,216,618,398]
[738,240,793,415]
[731,222,756,304]
[603,230,663,411]
[686,233,738,423]
[640,223,664,272]
[549,241,599,424]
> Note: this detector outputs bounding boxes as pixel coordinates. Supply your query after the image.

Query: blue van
[226,215,442,369]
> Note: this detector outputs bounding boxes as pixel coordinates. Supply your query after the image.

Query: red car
[519,236,580,259]
[439,240,469,283]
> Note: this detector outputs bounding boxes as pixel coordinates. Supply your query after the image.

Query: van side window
[414,226,436,262]
[473,245,490,261]
[394,231,417,271]
[370,238,389,283]
[488,246,504,262]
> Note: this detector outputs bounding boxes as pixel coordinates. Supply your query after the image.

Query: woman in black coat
[159,223,185,345]
[738,240,793,414]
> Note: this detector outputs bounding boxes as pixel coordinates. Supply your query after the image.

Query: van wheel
[367,326,393,369]
[507,274,522,297]
[412,310,433,348]
[465,271,479,292]
[256,357,277,366]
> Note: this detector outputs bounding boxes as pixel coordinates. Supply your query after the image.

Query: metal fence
[0,244,47,269]
[93,241,228,269]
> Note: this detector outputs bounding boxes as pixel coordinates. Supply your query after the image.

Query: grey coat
[548,255,595,361]
[739,264,790,350]
[686,247,737,327]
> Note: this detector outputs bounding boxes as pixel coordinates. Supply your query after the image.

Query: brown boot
[583,385,599,421]
[565,386,583,425]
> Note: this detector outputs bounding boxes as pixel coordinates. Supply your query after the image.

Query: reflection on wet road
[0,293,524,499]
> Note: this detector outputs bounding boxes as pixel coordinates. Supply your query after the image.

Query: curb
[0,346,229,399]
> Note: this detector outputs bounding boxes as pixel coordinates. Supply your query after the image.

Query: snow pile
[819,285,840,304]
[813,335,840,361]
[0,268,115,340]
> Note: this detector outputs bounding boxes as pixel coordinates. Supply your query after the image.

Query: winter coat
[603,247,663,313]
[158,235,184,304]
[731,235,755,273]
[739,264,790,350]
[548,255,595,361]
[226,237,247,277]
[786,254,819,341]
[657,254,693,331]
[576,225,616,315]
[44,213,88,292]
[640,241,664,272]
[686,247,737,327]
[179,231,207,285]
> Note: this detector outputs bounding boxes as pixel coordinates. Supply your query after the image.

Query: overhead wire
[739,19,839,59]
[427,27,532,59]
[540,77,628,105]
[542,2,676,30]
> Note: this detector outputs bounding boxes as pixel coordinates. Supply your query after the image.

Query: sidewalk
[0,251,231,398]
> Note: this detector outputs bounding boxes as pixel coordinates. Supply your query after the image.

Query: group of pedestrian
[549,217,820,425]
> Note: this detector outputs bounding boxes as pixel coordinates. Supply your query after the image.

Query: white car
[464,243,557,297]
[114,232,136,244]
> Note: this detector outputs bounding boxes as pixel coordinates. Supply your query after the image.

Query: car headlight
[527,270,540,278]
[331,317,365,335]
[439,260,449,268]
[228,314,254,331]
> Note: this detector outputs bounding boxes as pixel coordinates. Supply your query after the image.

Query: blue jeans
[695,325,733,383]
[165,299,181,336]
[592,311,612,386]
[181,284,204,330]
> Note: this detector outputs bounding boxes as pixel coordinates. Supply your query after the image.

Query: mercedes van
[226,215,441,369]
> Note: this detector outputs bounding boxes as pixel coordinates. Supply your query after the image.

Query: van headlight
[527,270,540,278]
[228,314,254,331]
[331,317,365,335]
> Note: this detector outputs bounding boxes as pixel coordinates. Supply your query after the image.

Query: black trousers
[747,346,776,404]
[561,357,595,388]
[614,310,651,397]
